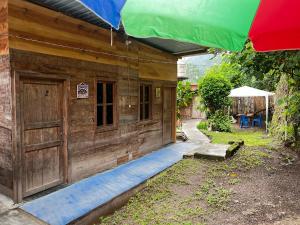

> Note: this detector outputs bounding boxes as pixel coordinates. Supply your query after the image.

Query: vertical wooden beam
[171,87,177,143]
[0,0,14,200]
[12,71,22,202]
[63,79,70,183]
[0,0,9,55]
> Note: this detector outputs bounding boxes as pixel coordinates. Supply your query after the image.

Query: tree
[224,42,291,91]
[198,73,232,115]
[221,42,300,145]
[204,61,245,88]
[176,81,196,120]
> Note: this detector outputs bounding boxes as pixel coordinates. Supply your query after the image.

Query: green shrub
[198,73,232,114]
[197,121,208,130]
[177,81,197,120]
[208,110,231,132]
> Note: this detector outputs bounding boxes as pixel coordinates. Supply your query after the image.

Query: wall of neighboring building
[179,84,205,120]
[4,0,178,201]
[0,0,14,198]
[0,55,13,197]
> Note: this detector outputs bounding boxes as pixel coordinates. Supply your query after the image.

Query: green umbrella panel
[121,0,260,51]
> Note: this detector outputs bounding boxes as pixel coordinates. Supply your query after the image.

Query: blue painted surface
[21,142,198,225]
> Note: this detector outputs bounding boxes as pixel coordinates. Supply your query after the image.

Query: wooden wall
[0,0,178,201]
[0,0,8,55]
[7,0,178,81]
[10,49,176,183]
[0,0,13,197]
[0,55,13,196]
[232,96,274,116]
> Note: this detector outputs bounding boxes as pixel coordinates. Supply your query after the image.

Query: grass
[200,127,272,147]
[206,187,231,208]
[98,127,274,225]
[98,146,272,225]
[99,159,205,225]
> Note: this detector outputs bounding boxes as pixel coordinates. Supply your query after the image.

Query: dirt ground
[99,145,300,225]
[208,148,300,225]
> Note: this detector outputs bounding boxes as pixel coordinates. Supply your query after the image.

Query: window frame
[139,82,152,122]
[95,78,118,132]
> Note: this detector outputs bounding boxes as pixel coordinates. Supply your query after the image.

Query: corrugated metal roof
[28,0,207,56]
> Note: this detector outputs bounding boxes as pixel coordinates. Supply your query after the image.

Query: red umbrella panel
[249,0,300,52]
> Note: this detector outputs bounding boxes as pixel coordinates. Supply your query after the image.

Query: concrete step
[183,144,230,160]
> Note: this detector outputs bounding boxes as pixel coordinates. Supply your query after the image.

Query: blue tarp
[78,0,127,29]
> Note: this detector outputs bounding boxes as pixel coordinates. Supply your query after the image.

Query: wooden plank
[0,0,8,55]
[0,52,13,196]
[7,0,178,81]
[24,140,61,152]
[24,121,61,130]
[0,167,13,189]
[20,77,65,198]
[12,70,22,202]
[139,62,177,82]
[162,87,176,145]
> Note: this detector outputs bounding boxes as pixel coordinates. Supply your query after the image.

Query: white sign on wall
[77,83,89,99]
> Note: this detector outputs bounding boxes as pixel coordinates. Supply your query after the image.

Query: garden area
[98,45,300,225]
[177,42,300,147]
[98,129,300,225]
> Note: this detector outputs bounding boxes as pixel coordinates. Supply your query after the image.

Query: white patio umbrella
[229,86,275,132]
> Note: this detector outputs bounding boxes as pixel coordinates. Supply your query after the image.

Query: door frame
[162,85,176,145]
[12,71,70,202]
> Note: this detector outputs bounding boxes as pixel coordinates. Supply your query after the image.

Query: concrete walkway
[182,119,229,159]
[182,119,211,144]
[0,194,43,225]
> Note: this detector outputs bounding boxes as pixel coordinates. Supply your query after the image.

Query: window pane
[106,83,113,103]
[97,106,103,126]
[140,85,143,104]
[97,83,103,104]
[140,103,143,120]
[145,86,150,102]
[106,105,113,125]
[145,103,149,119]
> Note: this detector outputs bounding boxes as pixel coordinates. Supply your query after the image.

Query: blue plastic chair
[240,115,249,128]
[252,113,263,128]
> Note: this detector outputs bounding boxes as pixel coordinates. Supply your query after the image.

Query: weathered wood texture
[10,50,176,185]
[0,54,13,196]
[232,96,274,116]
[7,0,178,81]
[0,0,8,55]
[3,0,178,201]
[20,78,64,197]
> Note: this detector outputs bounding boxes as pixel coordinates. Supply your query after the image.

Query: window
[97,81,116,128]
[140,84,151,121]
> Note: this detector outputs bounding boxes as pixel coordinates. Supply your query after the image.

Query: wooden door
[163,87,175,145]
[20,78,64,197]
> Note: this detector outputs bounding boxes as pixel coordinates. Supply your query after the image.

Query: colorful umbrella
[81,0,300,52]
[77,0,127,29]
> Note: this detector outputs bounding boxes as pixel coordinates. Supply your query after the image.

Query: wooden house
[0,0,206,202]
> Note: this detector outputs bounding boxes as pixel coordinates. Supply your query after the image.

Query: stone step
[183,144,230,160]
